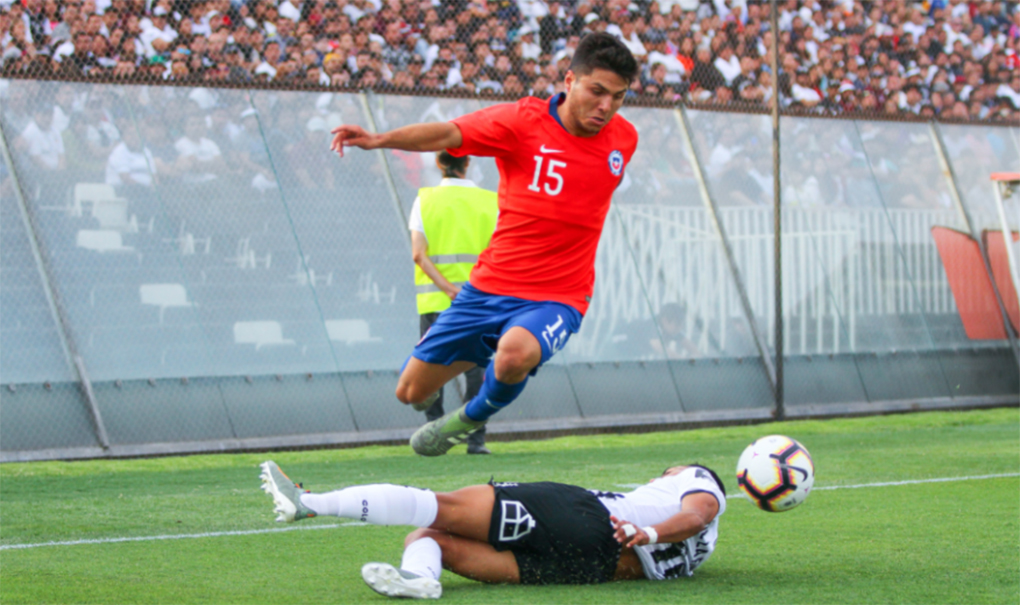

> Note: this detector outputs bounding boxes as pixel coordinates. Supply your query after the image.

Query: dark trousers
[420,312,486,447]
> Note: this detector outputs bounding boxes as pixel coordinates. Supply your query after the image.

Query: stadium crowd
[2,0,1018,120]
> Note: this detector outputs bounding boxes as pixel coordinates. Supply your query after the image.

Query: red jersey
[448,95,638,314]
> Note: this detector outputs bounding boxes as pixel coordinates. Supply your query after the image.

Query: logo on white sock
[498,500,536,542]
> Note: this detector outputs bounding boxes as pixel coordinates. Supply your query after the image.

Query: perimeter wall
[1,79,1017,460]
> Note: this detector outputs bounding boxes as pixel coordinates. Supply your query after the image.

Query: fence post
[769,0,784,420]
[0,121,110,450]
[674,108,778,399]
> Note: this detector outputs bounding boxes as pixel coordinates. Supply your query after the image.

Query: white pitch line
[4,473,1018,551]
[807,472,1020,491]
[615,472,1020,498]
[724,472,1020,499]
[0,522,365,551]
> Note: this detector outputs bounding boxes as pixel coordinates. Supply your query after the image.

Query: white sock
[401,537,442,580]
[299,484,438,527]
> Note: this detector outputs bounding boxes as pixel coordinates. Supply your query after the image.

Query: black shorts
[487,481,621,585]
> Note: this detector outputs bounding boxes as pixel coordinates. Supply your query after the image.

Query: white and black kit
[485,466,726,585]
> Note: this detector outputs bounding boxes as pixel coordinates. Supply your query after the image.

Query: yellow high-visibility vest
[414,184,498,315]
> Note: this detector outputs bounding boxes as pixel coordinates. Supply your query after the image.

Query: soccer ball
[736,435,815,512]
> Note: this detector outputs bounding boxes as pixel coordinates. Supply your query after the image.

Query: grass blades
[2,408,1018,604]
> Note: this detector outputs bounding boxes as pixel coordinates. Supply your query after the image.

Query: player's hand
[445,284,462,301]
[610,515,651,548]
[329,124,380,157]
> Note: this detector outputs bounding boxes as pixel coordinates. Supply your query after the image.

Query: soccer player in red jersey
[330,33,639,456]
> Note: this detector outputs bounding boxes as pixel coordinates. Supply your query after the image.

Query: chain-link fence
[0,0,1018,122]
[1,76,1016,460]
[2,0,1019,460]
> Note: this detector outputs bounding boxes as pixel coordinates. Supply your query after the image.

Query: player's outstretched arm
[611,491,720,548]
[330,122,463,157]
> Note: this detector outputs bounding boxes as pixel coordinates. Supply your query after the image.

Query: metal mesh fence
[575,105,776,418]
[0,0,1017,122]
[1,0,1019,459]
[0,76,1017,459]
[0,144,100,452]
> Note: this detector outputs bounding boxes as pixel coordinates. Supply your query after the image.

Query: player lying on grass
[328,32,639,456]
[259,460,725,599]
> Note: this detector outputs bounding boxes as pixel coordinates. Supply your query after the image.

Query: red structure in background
[984,229,1020,333]
[932,226,1018,340]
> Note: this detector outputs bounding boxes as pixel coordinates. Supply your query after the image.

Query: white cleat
[361,563,442,599]
[259,461,317,523]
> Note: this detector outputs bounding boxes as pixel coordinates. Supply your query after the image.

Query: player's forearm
[651,511,711,544]
[414,257,459,299]
[378,122,462,152]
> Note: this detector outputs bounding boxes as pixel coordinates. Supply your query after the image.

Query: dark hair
[691,464,726,496]
[569,32,639,83]
[437,151,468,177]
[663,464,727,496]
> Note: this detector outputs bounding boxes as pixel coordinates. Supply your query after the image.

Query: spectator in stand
[790,67,821,108]
[174,113,225,186]
[608,16,646,59]
[139,5,175,58]
[105,121,160,194]
[644,29,684,85]
[62,113,106,181]
[56,30,96,74]
[690,46,723,97]
[14,102,66,202]
[515,24,541,61]
[675,35,695,73]
[286,115,335,190]
[254,38,281,79]
[381,19,411,71]
[712,43,740,86]
[996,70,1020,108]
[17,102,64,173]
[1,0,1017,122]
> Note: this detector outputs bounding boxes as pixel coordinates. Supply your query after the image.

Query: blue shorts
[412,283,583,374]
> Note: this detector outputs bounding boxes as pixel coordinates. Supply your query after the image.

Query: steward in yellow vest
[411,167,498,314]
[408,152,497,454]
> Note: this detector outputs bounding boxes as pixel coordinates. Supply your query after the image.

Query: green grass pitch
[2,408,1018,604]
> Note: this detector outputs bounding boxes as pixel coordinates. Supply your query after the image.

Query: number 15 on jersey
[528,156,567,197]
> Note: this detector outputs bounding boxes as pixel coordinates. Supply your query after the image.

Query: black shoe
[466,445,491,455]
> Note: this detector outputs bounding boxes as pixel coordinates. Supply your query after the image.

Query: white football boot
[361,563,442,599]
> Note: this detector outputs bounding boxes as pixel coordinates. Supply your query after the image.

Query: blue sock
[463,363,528,422]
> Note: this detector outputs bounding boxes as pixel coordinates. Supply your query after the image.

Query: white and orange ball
[736,435,815,512]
